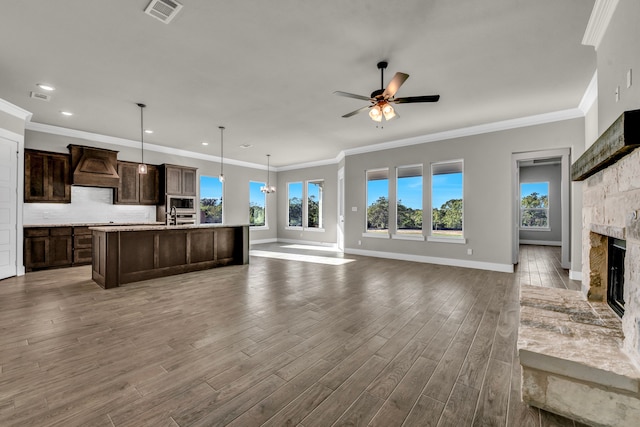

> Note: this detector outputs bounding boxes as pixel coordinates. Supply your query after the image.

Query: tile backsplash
[23,186,156,224]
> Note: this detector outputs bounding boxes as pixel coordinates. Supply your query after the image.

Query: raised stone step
[518,285,640,427]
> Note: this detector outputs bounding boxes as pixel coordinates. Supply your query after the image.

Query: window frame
[520,181,550,231]
[428,159,466,244]
[199,175,224,224]
[306,179,324,231]
[287,181,303,229]
[249,180,268,228]
[393,164,424,240]
[364,168,390,238]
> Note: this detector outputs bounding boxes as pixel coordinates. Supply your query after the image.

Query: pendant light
[137,103,147,174]
[218,126,225,182]
[260,154,276,194]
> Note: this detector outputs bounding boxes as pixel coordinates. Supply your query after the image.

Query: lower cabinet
[25,226,92,271]
[25,227,73,271]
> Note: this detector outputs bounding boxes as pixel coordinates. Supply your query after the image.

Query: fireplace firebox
[607,238,626,318]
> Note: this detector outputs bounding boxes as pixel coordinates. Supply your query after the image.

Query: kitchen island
[90,224,249,289]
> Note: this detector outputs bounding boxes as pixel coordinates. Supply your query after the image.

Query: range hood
[68,144,120,188]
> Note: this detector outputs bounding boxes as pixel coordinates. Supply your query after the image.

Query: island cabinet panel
[91,225,249,289]
[158,232,187,268]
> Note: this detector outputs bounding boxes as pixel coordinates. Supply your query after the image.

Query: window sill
[285,226,303,231]
[362,232,390,239]
[392,234,425,241]
[304,227,325,233]
[520,227,551,232]
[250,226,269,231]
[427,236,467,244]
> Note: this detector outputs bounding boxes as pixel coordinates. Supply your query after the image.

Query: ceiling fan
[334,61,440,122]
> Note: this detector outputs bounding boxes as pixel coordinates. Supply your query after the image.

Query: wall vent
[144,0,183,24]
[30,91,51,101]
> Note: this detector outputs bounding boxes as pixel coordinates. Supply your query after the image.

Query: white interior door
[0,136,18,279]
[337,167,344,251]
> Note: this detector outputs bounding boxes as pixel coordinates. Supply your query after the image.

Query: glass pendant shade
[260,154,276,193]
[137,103,147,174]
[382,103,396,120]
[369,105,382,122]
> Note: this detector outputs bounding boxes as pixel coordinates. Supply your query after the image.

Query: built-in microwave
[167,195,196,212]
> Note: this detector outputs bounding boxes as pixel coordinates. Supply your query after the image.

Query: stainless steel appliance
[165,195,197,225]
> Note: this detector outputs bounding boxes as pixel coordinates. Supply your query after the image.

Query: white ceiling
[0,0,596,168]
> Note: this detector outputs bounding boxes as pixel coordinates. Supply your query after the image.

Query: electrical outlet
[467,248,473,255]
[615,86,620,102]
[358,240,362,245]
[628,69,633,88]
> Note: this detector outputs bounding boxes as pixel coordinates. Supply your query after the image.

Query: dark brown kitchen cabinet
[25,149,71,203]
[114,161,159,205]
[162,164,197,196]
[24,227,73,271]
[73,227,93,265]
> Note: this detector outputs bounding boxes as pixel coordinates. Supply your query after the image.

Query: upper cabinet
[114,161,159,205]
[25,149,71,203]
[162,164,197,196]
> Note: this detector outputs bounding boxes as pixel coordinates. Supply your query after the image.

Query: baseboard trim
[276,238,338,249]
[569,270,583,281]
[344,248,514,273]
[520,240,562,246]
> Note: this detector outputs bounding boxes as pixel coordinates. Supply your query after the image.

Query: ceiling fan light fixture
[382,103,396,120]
[369,105,382,122]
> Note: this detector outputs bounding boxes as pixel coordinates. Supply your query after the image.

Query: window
[366,169,389,233]
[520,182,549,228]
[307,180,323,229]
[288,182,303,227]
[396,165,423,234]
[431,160,463,239]
[249,181,266,227]
[200,175,223,223]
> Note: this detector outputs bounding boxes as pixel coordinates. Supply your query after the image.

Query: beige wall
[596,0,640,133]
[344,118,585,268]
[0,111,24,136]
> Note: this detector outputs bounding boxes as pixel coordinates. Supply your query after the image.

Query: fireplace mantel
[571,109,640,181]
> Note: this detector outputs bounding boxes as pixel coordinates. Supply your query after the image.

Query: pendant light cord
[138,103,146,164]
[219,126,225,177]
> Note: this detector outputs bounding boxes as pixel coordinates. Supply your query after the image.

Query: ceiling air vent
[144,0,183,24]
[30,91,51,102]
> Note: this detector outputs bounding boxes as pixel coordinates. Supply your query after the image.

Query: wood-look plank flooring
[0,244,587,426]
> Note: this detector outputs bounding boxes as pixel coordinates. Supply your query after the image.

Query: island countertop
[89,223,250,232]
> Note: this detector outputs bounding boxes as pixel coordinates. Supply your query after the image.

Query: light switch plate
[628,69,632,88]
[352,207,357,212]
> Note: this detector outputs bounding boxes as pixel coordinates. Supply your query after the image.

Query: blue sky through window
[367,179,388,207]
[250,181,265,206]
[200,176,222,200]
[432,173,462,208]
[521,182,548,199]
[397,176,422,209]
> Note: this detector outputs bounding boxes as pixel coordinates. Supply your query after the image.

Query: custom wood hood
[68,144,120,188]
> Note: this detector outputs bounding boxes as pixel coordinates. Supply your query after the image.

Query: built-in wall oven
[166,195,197,225]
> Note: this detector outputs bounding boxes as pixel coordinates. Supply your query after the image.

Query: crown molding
[582,0,620,49]
[0,98,32,121]
[578,71,598,114]
[25,121,267,170]
[26,106,586,172]
[341,108,584,158]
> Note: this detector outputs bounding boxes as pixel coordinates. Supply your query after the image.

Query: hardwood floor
[0,244,586,426]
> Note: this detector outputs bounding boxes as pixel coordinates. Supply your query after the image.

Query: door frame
[511,148,571,269]
[337,166,344,252]
[0,131,22,279]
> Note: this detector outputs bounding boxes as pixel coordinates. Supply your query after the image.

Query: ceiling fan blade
[382,72,409,98]
[333,91,373,101]
[341,105,370,118]
[392,95,440,104]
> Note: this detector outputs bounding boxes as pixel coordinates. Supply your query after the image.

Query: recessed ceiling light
[201,142,209,146]
[60,111,73,116]
[144,129,153,134]
[240,144,253,149]
[37,83,55,91]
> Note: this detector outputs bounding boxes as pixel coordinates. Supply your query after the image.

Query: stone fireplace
[518,110,640,426]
